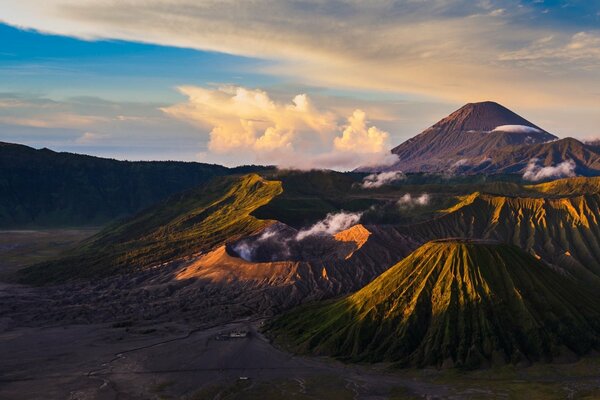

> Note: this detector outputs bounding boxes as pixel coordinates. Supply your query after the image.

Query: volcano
[269,240,600,368]
[374,101,558,173]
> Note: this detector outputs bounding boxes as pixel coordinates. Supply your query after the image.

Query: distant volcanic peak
[431,101,544,134]
[381,100,562,174]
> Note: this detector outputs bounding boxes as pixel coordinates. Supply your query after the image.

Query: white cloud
[334,110,389,154]
[361,171,406,189]
[397,193,431,207]
[162,86,337,153]
[522,158,576,181]
[162,85,392,170]
[492,125,542,134]
[500,32,600,65]
[296,211,362,240]
[0,113,105,129]
[75,131,109,144]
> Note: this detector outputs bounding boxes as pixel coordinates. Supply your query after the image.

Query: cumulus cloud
[361,171,406,189]
[163,85,393,170]
[162,86,336,153]
[397,193,431,207]
[296,211,362,240]
[334,110,389,154]
[492,125,542,134]
[522,158,576,181]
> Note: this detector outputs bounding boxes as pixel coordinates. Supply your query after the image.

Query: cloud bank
[522,158,576,181]
[162,85,393,170]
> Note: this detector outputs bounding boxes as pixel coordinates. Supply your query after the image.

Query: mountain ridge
[0,141,269,227]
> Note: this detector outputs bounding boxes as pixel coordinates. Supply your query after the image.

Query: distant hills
[269,240,600,368]
[0,141,266,227]
[372,101,600,176]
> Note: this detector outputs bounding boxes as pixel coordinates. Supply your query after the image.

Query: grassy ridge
[20,174,282,283]
[269,241,600,369]
[401,191,600,281]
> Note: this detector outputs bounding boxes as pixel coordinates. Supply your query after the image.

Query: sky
[0,0,599,169]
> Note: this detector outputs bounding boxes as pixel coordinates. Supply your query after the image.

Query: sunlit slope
[270,241,600,368]
[21,174,282,283]
[399,191,600,280]
[527,176,600,196]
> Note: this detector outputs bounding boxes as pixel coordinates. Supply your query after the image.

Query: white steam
[397,193,431,207]
[232,226,282,261]
[296,211,362,240]
[361,171,406,188]
[451,158,469,168]
[522,158,576,181]
[233,242,254,261]
[492,125,542,134]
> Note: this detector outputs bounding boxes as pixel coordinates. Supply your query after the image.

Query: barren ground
[1,230,600,399]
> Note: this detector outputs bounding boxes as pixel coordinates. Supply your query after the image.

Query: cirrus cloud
[1,0,600,111]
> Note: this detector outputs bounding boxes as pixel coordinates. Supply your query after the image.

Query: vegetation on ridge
[20,174,282,283]
[0,141,267,228]
[269,241,600,369]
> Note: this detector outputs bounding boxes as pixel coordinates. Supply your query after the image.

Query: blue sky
[0,23,277,102]
[1,1,599,168]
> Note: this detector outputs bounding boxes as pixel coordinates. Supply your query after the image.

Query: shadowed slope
[20,174,282,283]
[0,141,266,227]
[270,241,600,369]
[477,137,600,176]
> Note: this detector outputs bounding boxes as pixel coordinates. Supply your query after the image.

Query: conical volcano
[269,240,600,369]
[420,101,543,133]
[374,101,557,173]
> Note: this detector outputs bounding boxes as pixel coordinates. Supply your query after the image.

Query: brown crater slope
[172,223,418,306]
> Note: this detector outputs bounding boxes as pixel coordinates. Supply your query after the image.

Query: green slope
[526,176,600,196]
[269,241,600,369]
[0,141,266,227]
[20,174,282,283]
